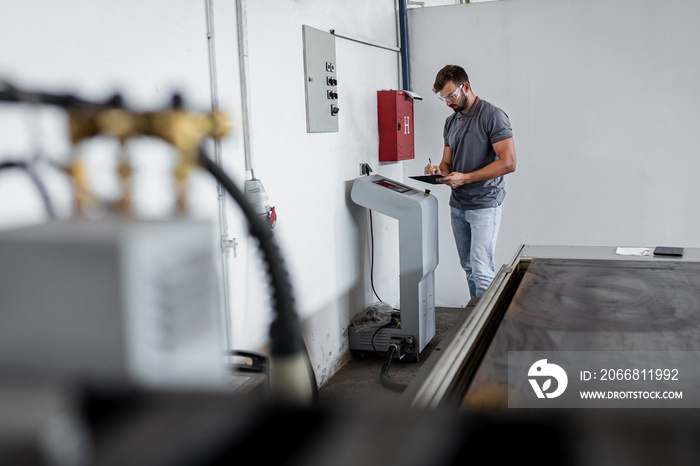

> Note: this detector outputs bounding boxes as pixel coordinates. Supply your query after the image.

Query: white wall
[0,0,403,386]
[240,1,403,384]
[406,0,700,306]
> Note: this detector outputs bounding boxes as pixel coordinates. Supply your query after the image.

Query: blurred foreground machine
[5,226,700,465]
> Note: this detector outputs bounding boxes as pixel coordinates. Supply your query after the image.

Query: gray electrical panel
[303,25,338,133]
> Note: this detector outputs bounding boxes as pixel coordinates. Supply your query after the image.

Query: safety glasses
[438,84,463,103]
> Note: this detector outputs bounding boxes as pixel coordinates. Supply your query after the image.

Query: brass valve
[70,107,231,160]
[67,104,231,216]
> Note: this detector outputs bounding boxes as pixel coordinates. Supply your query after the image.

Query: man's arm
[439,137,516,188]
[438,145,453,175]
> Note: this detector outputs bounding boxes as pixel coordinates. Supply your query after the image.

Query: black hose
[197,147,318,403]
[0,82,123,111]
[379,344,407,393]
[0,161,56,218]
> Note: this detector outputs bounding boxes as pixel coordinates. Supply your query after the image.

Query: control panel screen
[373,178,414,193]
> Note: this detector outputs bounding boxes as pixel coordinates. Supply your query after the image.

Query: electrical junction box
[302,25,338,133]
[377,90,421,162]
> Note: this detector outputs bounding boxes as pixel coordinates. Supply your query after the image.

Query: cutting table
[403,245,700,409]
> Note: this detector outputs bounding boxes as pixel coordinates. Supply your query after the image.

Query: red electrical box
[377,90,421,162]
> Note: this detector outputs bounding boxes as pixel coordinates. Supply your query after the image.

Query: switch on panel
[303,25,338,133]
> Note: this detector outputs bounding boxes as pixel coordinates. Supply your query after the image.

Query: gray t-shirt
[442,96,513,210]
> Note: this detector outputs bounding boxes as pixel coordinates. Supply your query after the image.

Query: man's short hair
[433,65,470,93]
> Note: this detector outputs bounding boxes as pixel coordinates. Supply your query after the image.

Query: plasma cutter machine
[350,174,438,360]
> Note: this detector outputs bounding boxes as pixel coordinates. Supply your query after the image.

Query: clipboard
[409,174,445,184]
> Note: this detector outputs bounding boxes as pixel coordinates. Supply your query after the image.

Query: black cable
[368,209,383,302]
[368,209,400,315]
[370,321,394,355]
[367,209,401,362]
[379,344,407,393]
[0,82,123,111]
[197,147,318,404]
[0,161,56,218]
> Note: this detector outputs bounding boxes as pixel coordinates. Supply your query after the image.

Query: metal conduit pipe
[204,0,234,353]
[398,0,411,91]
[335,2,408,89]
[235,0,255,177]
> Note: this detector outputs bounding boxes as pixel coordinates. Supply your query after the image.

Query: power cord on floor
[380,344,405,392]
[379,337,414,393]
[368,208,412,392]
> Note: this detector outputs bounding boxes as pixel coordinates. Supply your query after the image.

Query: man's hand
[424,163,439,175]
[439,172,469,188]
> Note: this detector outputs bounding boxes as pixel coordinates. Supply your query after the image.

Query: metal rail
[403,244,528,409]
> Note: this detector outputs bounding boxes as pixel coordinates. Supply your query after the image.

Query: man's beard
[450,93,468,113]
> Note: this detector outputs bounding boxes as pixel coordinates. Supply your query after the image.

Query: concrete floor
[317,299,478,406]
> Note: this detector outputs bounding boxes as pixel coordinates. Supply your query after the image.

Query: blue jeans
[450,205,502,298]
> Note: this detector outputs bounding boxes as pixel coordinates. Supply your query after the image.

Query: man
[425,65,516,298]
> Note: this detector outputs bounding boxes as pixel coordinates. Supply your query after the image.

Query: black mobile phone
[653,246,684,257]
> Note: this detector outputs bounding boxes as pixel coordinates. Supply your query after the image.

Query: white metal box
[0,218,226,390]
